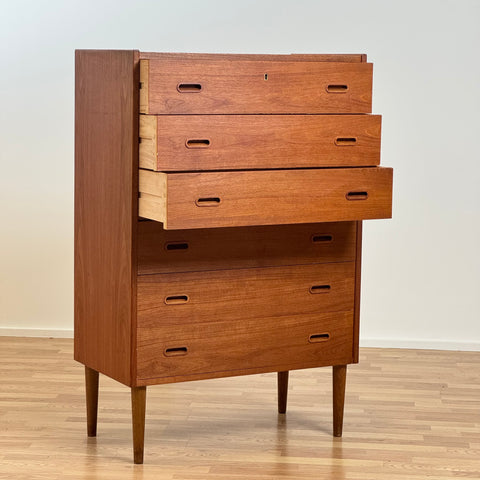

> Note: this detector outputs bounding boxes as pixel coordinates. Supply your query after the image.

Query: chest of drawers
[74,50,393,464]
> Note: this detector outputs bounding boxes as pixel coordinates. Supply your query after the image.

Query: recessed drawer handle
[186,139,211,148]
[165,242,189,251]
[346,191,368,201]
[312,234,333,243]
[326,84,348,93]
[309,333,330,343]
[164,295,189,305]
[335,137,357,146]
[195,197,221,207]
[164,346,188,357]
[177,83,202,93]
[310,285,331,294]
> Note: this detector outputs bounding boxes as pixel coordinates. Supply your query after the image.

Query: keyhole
[264,73,268,80]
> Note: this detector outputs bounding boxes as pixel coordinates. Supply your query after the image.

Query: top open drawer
[140,58,373,114]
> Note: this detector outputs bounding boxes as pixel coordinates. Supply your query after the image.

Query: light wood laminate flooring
[0,337,479,479]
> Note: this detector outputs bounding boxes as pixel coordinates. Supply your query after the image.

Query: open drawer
[139,114,381,171]
[138,167,393,229]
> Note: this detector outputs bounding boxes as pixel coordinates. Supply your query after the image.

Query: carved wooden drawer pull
[165,242,189,251]
[164,346,188,357]
[346,191,368,201]
[309,285,331,294]
[309,333,330,343]
[312,234,333,243]
[195,197,221,207]
[335,137,357,146]
[186,139,210,148]
[177,83,202,92]
[164,295,189,305]
[326,84,348,93]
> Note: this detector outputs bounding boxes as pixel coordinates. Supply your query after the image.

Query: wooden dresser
[74,50,393,464]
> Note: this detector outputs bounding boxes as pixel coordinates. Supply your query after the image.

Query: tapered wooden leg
[277,371,289,414]
[332,365,347,437]
[131,386,147,464]
[85,366,99,437]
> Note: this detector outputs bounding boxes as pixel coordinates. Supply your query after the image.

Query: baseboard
[0,327,478,351]
[0,328,74,338]
[360,338,480,352]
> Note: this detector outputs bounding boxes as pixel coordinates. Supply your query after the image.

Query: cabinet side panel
[74,50,137,386]
[353,221,362,363]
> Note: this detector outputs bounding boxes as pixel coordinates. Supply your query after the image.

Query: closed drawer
[137,262,355,328]
[139,114,381,171]
[140,59,372,114]
[137,311,354,383]
[138,167,393,229]
[138,221,357,275]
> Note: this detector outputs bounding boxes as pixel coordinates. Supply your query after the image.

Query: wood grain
[131,386,146,464]
[139,115,156,168]
[85,366,99,437]
[353,221,363,362]
[137,311,354,383]
[74,49,393,465]
[139,59,149,114]
[137,220,357,275]
[140,59,372,114]
[139,114,381,171]
[3,337,479,478]
[137,262,355,328]
[139,167,393,229]
[333,364,347,436]
[277,371,289,414]
[74,50,138,386]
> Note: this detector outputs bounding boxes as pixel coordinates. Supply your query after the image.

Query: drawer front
[138,221,357,275]
[137,311,354,382]
[137,262,355,328]
[139,167,393,229]
[140,114,381,171]
[140,59,372,114]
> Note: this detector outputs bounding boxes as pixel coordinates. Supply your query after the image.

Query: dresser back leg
[85,366,99,437]
[131,386,147,464]
[332,365,347,436]
[277,371,289,414]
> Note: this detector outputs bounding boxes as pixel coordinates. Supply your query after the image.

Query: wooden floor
[0,338,479,479]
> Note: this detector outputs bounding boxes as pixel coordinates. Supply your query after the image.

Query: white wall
[1,0,479,349]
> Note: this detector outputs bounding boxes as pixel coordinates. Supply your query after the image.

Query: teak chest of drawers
[74,50,393,464]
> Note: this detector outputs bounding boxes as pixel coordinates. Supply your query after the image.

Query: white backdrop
[1,0,479,349]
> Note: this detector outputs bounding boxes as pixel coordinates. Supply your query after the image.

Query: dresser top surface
[138,51,367,63]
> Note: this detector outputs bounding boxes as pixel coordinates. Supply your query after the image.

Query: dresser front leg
[131,386,147,464]
[277,371,289,414]
[85,366,99,437]
[332,365,347,437]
